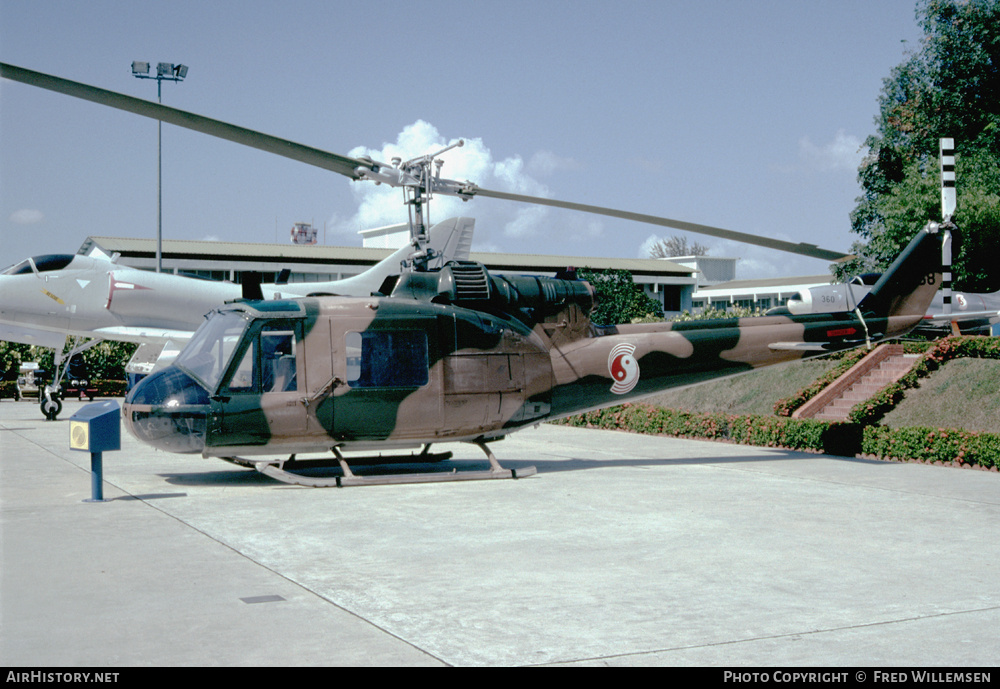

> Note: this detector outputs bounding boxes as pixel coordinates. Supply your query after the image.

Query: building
[691,275,836,313]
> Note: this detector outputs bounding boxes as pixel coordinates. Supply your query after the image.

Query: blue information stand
[68,401,121,502]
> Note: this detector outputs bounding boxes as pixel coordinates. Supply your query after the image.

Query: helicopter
[0,62,955,486]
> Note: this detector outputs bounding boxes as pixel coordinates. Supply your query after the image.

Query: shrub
[554,402,999,469]
[862,426,1000,469]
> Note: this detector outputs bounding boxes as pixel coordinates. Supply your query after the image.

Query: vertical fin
[857,227,942,320]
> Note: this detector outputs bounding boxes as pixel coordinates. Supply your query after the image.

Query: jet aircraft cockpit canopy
[1,254,76,275]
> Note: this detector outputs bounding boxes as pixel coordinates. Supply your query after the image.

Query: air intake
[448,261,491,301]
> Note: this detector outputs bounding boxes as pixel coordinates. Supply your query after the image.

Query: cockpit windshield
[174,311,250,391]
[1,254,76,275]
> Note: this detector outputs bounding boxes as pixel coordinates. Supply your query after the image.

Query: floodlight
[131,59,189,273]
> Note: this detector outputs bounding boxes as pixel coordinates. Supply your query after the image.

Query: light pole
[131,61,188,273]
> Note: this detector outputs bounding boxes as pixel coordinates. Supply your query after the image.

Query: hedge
[554,402,999,470]
[861,425,1000,469]
[554,404,866,459]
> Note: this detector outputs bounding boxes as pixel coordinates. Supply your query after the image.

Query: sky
[0,0,926,279]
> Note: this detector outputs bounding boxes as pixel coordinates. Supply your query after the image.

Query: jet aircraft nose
[123,367,210,453]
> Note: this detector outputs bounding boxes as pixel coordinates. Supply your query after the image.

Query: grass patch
[880,358,1000,433]
[644,358,840,416]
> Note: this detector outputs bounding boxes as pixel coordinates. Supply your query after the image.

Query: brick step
[813,410,850,421]
[811,354,917,419]
[792,345,919,421]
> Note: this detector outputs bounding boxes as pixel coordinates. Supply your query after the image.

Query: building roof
[703,274,834,291]
[81,236,695,278]
[81,236,391,266]
[694,274,835,299]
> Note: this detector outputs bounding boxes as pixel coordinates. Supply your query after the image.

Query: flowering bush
[555,399,998,469]
[861,426,1000,469]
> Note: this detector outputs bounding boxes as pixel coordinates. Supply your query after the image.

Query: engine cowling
[391,261,595,320]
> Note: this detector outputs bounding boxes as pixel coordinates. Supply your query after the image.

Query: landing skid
[224,441,536,488]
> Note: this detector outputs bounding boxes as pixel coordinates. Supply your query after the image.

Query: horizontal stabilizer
[923,310,1000,323]
[768,342,831,352]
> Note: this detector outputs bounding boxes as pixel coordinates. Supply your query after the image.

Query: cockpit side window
[175,312,250,391]
[222,319,300,394]
[1,260,32,275]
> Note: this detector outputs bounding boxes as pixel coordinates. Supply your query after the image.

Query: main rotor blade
[2,61,852,261]
[472,188,851,262]
[0,62,367,180]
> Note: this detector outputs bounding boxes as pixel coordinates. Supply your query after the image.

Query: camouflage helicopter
[0,63,955,487]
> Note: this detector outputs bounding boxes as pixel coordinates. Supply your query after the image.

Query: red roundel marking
[608,343,639,394]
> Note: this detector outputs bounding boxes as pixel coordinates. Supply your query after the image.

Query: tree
[577,268,664,325]
[0,341,32,380]
[837,0,1000,291]
[0,338,136,383]
[646,235,709,258]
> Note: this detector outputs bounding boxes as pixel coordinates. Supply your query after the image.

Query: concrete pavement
[2,398,998,666]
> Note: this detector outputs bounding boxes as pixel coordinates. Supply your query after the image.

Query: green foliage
[554,401,998,469]
[670,305,765,321]
[0,338,136,384]
[75,339,138,381]
[862,425,1000,468]
[578,268,663,325]
[554,404,867,459]
[840,0,1000,291]
[0,342,32,379]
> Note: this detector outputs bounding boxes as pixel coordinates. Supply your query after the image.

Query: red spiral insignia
[608,343,639,394]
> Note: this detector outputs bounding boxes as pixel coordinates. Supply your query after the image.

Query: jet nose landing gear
[40,388,62,421]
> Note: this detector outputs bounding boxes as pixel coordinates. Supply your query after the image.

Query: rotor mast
[355,140,467,272]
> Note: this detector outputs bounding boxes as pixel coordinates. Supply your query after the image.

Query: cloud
[9,209,44,225]
[328,121,556,250]
[527,150,580,177]
[798,130,864,172]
